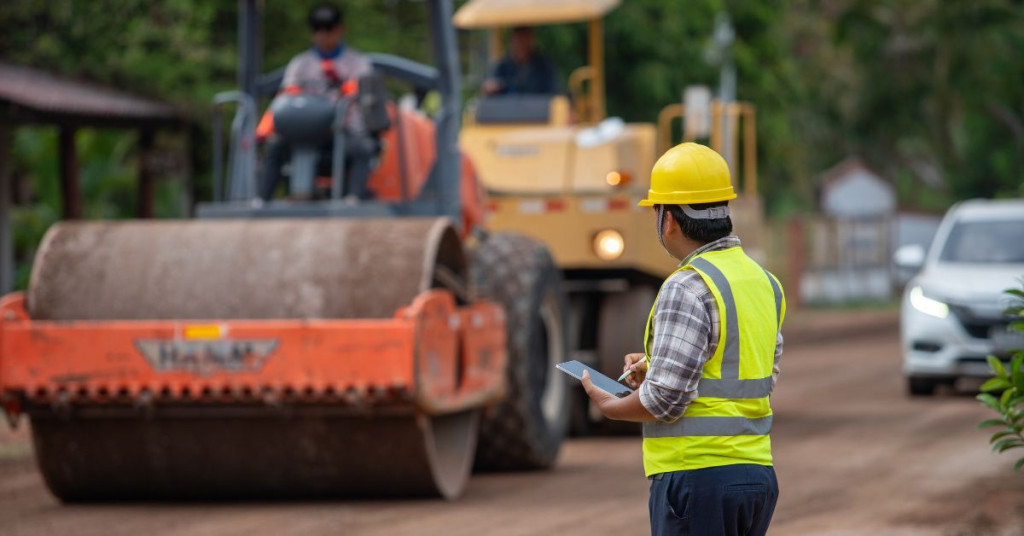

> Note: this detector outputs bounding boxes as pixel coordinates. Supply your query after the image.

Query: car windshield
[939,218,1024,263]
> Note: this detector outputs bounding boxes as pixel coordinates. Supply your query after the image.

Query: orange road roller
[0,0,571,501]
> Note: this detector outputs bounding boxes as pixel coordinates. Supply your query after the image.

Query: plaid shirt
[638,236,784,422]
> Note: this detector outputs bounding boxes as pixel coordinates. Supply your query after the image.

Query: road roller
[0,0,570,500]
[453,0,764,434]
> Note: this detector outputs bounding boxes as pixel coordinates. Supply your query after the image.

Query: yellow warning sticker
[183,324,226,340]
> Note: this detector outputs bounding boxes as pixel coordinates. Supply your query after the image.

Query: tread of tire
[471,232,567,471]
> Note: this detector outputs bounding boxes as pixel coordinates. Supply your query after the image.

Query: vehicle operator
[481,26,560,96]
[579,143,785,536]
[258,3,376,201]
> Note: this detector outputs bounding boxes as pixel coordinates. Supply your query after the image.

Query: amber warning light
[605,171,631,187]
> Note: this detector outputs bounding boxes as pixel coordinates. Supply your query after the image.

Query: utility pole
[704,12,737,177]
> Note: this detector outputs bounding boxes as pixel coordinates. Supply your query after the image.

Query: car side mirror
[893,244,926,270]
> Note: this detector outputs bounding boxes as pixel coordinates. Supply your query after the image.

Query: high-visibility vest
[642,245,785,476]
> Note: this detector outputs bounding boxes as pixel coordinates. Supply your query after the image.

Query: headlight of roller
[593,230,625,260]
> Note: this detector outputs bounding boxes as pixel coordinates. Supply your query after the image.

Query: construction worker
[258,3,376,200]
[579,143,784,536]
[481,26,561,96]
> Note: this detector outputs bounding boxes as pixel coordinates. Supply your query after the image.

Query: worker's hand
[481,78,501,95]
[580,370,615,414]
[622,353,648,389]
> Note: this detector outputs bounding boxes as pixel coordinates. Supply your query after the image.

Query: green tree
[828,0,1024,204]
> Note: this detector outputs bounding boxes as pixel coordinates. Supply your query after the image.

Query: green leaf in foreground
[981,377,1011,392]
[978,393,1002,412]
[988,355,1007,377]
[979,418,1006,429]
[978,284,1024,474]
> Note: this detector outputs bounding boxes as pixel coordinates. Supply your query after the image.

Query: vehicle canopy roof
[453,0,621,29]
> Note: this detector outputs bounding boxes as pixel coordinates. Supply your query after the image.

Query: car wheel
[907,377,938,397]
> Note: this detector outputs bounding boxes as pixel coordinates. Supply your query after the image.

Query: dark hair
[308,4,344,30]
[662,201,732,244]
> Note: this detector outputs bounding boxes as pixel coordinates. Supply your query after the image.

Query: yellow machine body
[454,0,766,401]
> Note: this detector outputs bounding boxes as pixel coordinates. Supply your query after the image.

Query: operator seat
[475,94,552,124]
[263,71,391,200]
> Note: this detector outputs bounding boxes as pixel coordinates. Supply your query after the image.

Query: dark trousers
[649,464,778,536]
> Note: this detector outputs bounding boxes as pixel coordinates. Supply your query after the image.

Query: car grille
[949,304,1008,340]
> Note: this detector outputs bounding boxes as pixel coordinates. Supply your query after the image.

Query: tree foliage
[1,0,1023,286]
[791,0,1024,208]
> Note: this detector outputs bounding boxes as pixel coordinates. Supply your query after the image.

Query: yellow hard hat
[638,143,736,207]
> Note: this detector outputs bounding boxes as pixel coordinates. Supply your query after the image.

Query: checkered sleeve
[638,272,716,423]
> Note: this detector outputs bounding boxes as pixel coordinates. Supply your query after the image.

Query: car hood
[914,263,1024,312]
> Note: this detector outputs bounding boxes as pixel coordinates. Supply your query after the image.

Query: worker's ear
[661,208,679,239]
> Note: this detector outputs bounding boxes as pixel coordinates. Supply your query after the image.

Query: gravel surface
[1,311,1022,535]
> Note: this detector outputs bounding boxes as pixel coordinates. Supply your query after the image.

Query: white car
[896,199,1024,396]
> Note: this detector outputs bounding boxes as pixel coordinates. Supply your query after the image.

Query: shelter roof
[0,61,180,128]
[817,157,896,218]
[454,0,620,28]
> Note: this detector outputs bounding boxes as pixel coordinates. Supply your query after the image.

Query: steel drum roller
[28,218,466,321]
[24,217,479,500]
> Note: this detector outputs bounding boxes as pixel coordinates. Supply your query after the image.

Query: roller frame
[0,290,506,418]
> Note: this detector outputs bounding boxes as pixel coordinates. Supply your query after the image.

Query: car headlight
[593,230,625,260]
[909,286,949,319]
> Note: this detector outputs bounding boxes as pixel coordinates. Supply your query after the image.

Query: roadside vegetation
[978,283,1024,470]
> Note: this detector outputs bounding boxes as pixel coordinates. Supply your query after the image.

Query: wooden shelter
[0,61,185,293]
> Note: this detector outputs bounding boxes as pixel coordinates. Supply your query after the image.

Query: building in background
[801,158,897,304]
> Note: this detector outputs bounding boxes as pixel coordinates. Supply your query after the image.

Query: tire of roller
[470,232,570,470]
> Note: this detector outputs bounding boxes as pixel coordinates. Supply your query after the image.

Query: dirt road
[1,312,1022,535]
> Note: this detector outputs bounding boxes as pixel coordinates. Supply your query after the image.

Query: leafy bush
[978,284,1024,470]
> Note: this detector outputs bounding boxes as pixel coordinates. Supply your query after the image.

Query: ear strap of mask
[656,204,666,248]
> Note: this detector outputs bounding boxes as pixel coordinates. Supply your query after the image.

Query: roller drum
[28,218,466,321]
[32,410,479,500]
[25,217,479,500]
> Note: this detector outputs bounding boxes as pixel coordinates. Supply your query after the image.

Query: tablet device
[556,360,634,398]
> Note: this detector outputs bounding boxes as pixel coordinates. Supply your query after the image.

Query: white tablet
[555,360,634,398]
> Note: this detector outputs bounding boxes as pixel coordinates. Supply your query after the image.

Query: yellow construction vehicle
[453,0,763,428]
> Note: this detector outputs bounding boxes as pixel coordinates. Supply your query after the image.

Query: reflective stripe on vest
[643,415,774,438]
[642,246,785,474]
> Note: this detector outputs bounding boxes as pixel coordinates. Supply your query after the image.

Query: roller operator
[258,3,377,201]
[482,26,561,96]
